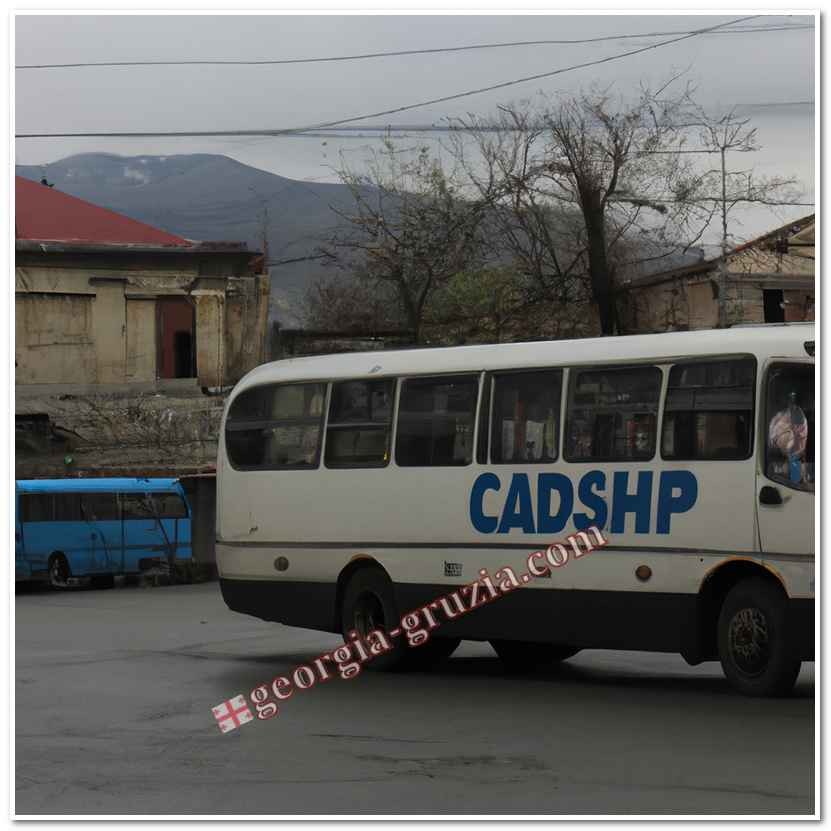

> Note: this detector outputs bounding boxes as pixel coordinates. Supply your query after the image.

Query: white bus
[216,323,815,696]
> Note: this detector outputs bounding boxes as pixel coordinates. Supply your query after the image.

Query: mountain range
[16,153,362,326]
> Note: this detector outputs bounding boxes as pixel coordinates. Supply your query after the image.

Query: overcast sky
[14,14,815,240]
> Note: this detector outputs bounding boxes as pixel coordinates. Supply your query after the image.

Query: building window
[766,363,814,491]
[325,379,395,468]
[662,359,755,460]
[396,375,479,467]
[225,382,327,470]
[490,370,562,463]
[566,367,661,462]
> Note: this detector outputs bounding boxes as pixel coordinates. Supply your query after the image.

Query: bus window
[81,493,120,521]
[766,364,814,491]
[565,366,661,462]
[325,379,395,468]
[491,370,562,463]
[53,493,82,522]
[151,492,189,518]
[662,359,755,461]
[225,382,326,470]
[20,493,52,523]
[122,493,155,520]
[396,375,478,467]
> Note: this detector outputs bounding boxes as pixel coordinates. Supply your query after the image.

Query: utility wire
[16,15,762,140]
[16,21,810,69]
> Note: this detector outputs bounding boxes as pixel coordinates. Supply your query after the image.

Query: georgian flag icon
[212,694,254,733]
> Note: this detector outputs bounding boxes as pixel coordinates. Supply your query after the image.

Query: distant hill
[16,153,362,326]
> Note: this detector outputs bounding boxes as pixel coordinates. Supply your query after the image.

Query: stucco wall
[16,258,270,390]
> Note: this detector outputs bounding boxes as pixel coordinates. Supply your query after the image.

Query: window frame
[762,360,815,493]
[323,378,397,470]
[488,367,564,465]
[659,355,757,463]
[224,381,329,472]
[564,363,663,463]
[394,372,481,468]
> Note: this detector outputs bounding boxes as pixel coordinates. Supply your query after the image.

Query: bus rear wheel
[490,639,579,672]
[717,577,801,697]
[48,553,70,590]
[340,567,409,671]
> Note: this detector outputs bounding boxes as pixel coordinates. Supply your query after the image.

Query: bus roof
[233,323,815,394]
[15,477,182,494]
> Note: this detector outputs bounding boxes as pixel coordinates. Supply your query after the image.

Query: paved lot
[16,582,814,816]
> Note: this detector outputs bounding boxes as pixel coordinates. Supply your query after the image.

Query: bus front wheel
[717,577,801,697]
[48,554,71,590]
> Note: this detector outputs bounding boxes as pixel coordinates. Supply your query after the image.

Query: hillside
[16,153,360,326]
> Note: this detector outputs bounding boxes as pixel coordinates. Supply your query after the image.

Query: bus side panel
[123,517,166,573]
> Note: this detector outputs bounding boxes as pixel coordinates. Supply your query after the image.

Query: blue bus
[15,478,193,587]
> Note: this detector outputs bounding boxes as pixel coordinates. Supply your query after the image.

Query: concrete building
[619,215,815,334]
[15,176,270,481]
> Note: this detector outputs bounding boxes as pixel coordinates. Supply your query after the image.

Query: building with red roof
[16,175,193,248]
[16,176,270,479]
[16,176,268,390]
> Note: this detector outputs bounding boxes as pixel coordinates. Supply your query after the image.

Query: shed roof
[15,176,192,247]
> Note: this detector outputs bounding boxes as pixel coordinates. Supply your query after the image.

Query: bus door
[150,490,192,564]
[121,492,170,572]
[757,360,815,556]
[79,492,122,573]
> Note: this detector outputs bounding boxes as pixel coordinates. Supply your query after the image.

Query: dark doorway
[157,298,196,379]
[763,289,785,323]
[174,331,194,378]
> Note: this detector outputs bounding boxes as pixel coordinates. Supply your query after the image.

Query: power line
[16,22,811,70]
[16,15,762,141]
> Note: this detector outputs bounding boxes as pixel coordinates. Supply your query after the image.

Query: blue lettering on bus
[470,470,698,535]
[537,473,573,534]
[574,470,606,531]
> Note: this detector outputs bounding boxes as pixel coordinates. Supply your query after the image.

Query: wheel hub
[728,606,770,677]
[353,591,385,638]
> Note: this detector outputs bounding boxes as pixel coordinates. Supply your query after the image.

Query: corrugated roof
[15,176,192,247]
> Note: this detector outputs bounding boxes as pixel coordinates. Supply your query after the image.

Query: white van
[216,324,815,696]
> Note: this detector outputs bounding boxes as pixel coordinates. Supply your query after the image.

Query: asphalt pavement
[15,581,815,816]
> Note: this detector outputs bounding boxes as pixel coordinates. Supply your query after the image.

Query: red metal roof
[15,176,192,247]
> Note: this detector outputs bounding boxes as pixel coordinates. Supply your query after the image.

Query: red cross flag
[212,694,253,733]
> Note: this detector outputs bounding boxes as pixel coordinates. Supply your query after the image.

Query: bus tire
[490,639,579,672]
[717,577,801,697]
[340,567,409,671]
[48,553,71,590]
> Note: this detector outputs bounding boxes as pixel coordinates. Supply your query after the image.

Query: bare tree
[319,139,487,343]
[302,274,404,334]
[685,107,799,253]
[451,83,722,334]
